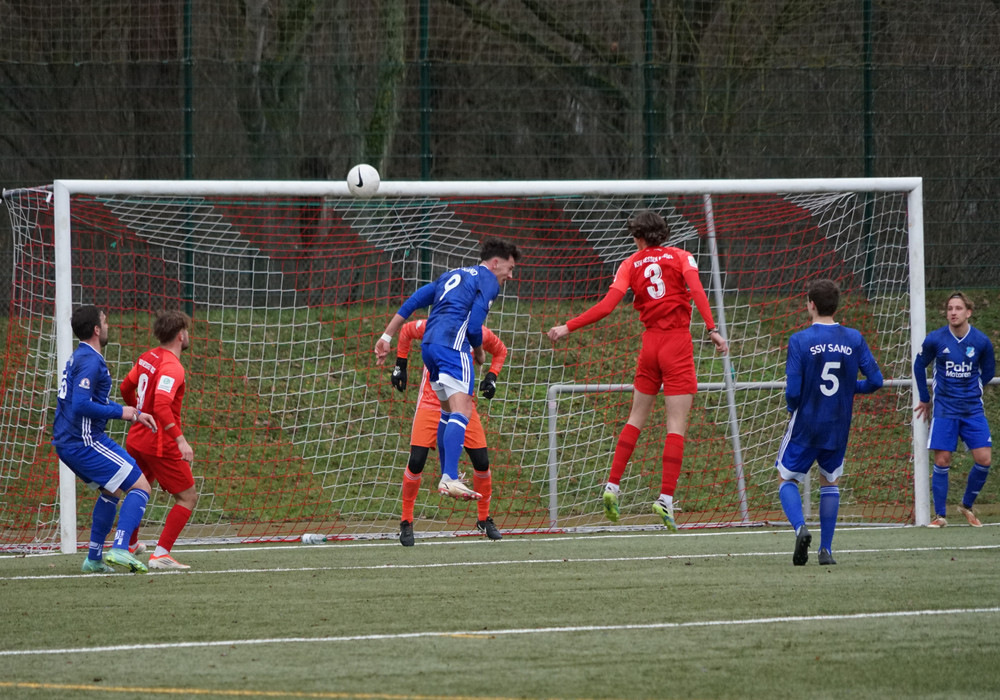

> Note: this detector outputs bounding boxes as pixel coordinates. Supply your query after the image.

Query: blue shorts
[775,439,846,483]
[928,414,992,452]
[55,435,143,493]
[421,343,475,397]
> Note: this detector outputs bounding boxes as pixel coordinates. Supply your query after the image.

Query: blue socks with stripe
[932,465,950,517]
[88,494,119,561]
[778,481,805,533]
[819,485,840,552]
[962,463,990,509]
[440,413,469,481]
[112,489,149,549]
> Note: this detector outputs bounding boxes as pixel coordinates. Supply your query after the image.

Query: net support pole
[547,383,633,528]
[907,181,929,526]
[53,181,77,554]
[702,195,751,524]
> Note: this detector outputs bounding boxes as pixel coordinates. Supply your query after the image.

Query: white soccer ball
[346,163,380,198]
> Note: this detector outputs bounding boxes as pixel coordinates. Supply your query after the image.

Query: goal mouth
[0,178,926,551]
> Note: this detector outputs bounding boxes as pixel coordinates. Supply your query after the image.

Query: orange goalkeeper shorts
[634,328,698,396]
[410,406,487,450]
[128,448,195,495]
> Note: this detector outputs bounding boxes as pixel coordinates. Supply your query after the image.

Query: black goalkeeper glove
[479,372,498,400]
[390,357,408,392]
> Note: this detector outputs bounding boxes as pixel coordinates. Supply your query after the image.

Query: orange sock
[473,470,492,520]
[401,468,422,522]
[661,433,685,496]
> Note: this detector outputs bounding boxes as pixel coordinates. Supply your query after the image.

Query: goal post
[1,176,927,552]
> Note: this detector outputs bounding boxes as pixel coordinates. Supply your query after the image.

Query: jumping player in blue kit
[54,305,158,573]
[914,292,995,528]
[374,239,521,530]
[776,280,883,566]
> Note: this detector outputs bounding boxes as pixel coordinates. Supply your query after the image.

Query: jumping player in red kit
[548,210,728,530]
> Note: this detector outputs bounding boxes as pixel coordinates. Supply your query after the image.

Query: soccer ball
[346,163,380,198]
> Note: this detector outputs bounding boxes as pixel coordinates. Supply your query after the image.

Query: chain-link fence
[2,1,999,287]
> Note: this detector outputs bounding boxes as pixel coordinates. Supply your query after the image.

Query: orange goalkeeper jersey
[120,347,186,459]
[397,319,507,412]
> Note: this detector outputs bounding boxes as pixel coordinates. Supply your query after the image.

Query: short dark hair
[945,291,973,312]
[153,310,191,344]
[807,279,840,316]
[71,305,103,340]
[627,210,669,246]
[479,237,521,263]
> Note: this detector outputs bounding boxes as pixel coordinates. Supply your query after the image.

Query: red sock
[473,470,492,520]
[609,424,641,485]
[401,468,422,522]
[129,526,140,549]
[661,433,685,496]
[157,504,192,553]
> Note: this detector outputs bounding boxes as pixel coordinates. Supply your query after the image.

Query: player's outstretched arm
[375,314,406,365]
[548,288,626,344]
[547,324,569,342]
[376,284,437,365]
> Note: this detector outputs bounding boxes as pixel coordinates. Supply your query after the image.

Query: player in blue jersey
[53,305,158,573]
[776,280,883,566]
[374,239,521,531]
[914,291,995,528]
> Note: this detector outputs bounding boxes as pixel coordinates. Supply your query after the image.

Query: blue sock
[819,485,840,552]
[441,413,469,481]
[88,494,119,561]
[112,489,149,549]
[962,463,991,508]
[932,465,949,517]
[778,481,805,532]
[437,411,451,478]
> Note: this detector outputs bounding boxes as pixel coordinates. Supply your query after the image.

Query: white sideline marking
[5,523,994,559]
[1,544,998,581]
[2,607,997,657]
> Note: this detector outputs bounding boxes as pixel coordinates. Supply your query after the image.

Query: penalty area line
[1,606,998,657]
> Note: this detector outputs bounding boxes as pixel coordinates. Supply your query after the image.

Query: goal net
[0,178,925,551]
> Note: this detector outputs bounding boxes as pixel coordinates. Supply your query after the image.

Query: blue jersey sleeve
[73,353,124,422]
[397,282,437,319]
[784,335,803,413]
[465,273,499,348]
[913,334,936,403]
[981,335,996,387]
[855,337,884,394]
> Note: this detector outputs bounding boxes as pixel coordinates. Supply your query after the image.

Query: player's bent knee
[407,446,431,474]
[466,447,490,472]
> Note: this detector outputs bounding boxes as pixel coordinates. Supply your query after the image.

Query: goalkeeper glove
[479,372,497,399]
[390,357,408,392]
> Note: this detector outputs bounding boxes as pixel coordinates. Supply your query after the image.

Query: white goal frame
[47,176,927,552]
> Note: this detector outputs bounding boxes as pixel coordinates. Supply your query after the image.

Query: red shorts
[634,328,697,396]
[410,406,487,450]
[128,448,195,495]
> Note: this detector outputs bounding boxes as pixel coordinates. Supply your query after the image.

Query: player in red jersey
[547,210,729,530]
[390,319,508,546]
[120,310,196,569]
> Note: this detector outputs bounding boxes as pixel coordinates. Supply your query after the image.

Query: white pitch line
[2,544,998,582]
[7,523,970,559]
[1,606,997,657]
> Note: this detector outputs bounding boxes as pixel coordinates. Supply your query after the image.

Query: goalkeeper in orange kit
[391,319,507,546]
